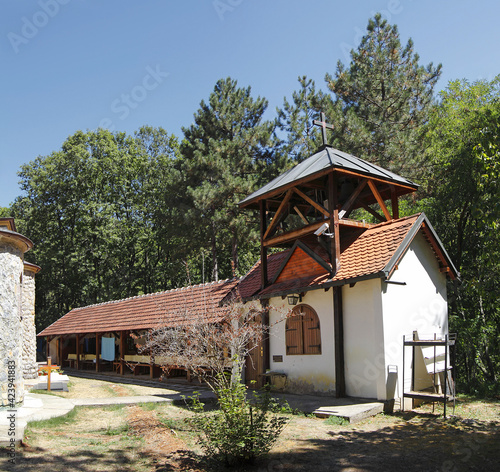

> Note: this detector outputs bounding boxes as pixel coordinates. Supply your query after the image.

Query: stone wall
[0,240,25,406]
[22,268,38,379]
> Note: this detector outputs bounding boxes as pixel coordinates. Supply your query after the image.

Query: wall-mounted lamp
[287,293,302,305]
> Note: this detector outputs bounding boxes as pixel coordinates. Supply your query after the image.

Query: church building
[237,115,458,408]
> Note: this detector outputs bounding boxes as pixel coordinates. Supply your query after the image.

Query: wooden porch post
[260,199,268,289]
[150,347,154,379]
[262,299,270,374]
[96,333,101,372]
[46,335,50,362]
[391,185,399,220]
[120,330,125,375]
[76,334,80,370]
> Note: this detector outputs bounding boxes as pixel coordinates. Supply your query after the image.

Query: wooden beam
[339,178,368,219]
[76,334,80,370]
[259,199,268,289]
[293,206,309,224]
[292,187,330,218]
[150,347,154,379]
[46,335,50,362]
[391,185,399,220]
[328,173,340,275]
[95,333,100,373]
[359,200,385,222]
[333,287,345,397]
[263,189,293,240]
[57,337,62,366]
[263,220,325,247]
[367,180,392,221]
[120,331,126,375]
[338,218,375,229]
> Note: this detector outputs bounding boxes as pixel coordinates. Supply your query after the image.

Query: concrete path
[0,393,74,446]
[0,388,216,446]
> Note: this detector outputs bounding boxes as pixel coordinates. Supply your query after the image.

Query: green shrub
[186,374,288,466]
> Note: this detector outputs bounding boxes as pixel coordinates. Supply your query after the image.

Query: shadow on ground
[258,417,500,472]
[2,415,499,471]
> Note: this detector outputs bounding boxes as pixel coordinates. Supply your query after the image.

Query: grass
[104,424,130,436]
[136,401,162,411]
[324,415,349,426]
[10,384,500,472]
[29,389,60,396]
[102,384,120,396]
[100,403,127,411]
[24,406,79,430]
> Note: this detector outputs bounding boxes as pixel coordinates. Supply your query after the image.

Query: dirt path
[126,406,203,471]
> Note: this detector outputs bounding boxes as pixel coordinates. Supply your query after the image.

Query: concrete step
[313,401,384,423]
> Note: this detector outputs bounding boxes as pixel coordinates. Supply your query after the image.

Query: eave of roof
[38,278,239,337]
[0,227,33,253]
[239,213,458,301]
[239,146,419,208]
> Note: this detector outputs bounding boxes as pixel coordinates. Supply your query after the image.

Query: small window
[285,304,321,355]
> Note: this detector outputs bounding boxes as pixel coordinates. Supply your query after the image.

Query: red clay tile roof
[239,214,421,299]
[38,278,239,336]
[237,250,290,299]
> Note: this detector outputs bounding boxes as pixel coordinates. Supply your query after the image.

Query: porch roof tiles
[38,278,239,336]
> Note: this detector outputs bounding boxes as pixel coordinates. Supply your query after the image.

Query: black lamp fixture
[287,293,302,305]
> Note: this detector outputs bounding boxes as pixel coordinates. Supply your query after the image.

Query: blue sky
[1,0,499,207]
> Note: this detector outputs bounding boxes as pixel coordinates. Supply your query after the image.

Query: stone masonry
[22,265,39,379]
[0,221,36,407]
[0,240,25,406]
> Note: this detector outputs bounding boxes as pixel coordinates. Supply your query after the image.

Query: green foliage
[423,76,500,390]
[186,373,288,466]
[12,127,183,330]
[325,13,441,178]
[276,75,334,162]
[0,207,11,218]
[179,77,278,280]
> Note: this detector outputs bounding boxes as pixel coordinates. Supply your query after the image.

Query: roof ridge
[71,278,239,311]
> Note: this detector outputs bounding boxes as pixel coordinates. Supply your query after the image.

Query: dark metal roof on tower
[239,145,418,208]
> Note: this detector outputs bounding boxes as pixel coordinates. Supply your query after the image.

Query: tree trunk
[211,224,218,282]
[232,235,239,276]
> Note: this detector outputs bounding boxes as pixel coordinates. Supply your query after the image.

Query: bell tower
[239,113,419,290]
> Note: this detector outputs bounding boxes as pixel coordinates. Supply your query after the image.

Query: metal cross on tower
[313,112,335,146]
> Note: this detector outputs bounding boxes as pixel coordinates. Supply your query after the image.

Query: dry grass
[2,384,499,471]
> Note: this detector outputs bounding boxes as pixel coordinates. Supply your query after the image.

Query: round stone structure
[0,222,34,406]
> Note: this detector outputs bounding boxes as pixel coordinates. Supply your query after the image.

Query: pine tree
[180,78,275,281]
[276,76,334,162]
[326,13,441,177]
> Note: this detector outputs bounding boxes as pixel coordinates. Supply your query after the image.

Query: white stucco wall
[381,232,449,406]
[343,277,385,399]
[262,231,450,402]
[268,289,336,395]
